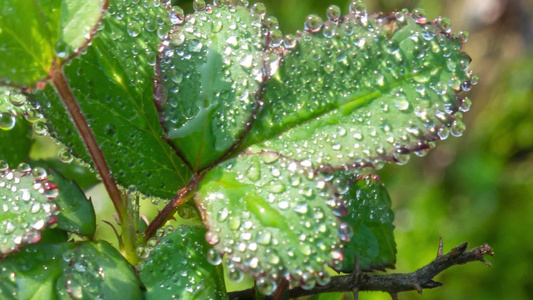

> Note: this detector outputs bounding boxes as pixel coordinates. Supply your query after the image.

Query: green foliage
[0,88,32,167]
[0,166,59,255]
[0,241,142,299]
[338,175,395,272]
[157,5,264,171]
[197,151,342,291]
[31,0,192,199]
[47,168,96,237]
[0,0,105,87]
[245,10,471,171]
[139,225,227,300]
[0,0,481,299]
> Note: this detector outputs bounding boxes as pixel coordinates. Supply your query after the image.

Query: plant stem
[143,175,199,241]
[49,65,125,223]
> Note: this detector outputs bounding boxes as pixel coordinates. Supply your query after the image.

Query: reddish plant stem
[143,175,200,240]
[50,65,125,223]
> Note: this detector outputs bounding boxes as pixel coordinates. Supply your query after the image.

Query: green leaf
[244,8,474,170]
[48,168,95,237]
[196,151,344,295]
[157,4,265,171]
[339,175,396,272]
[139,225,227,300]
[0,241,143,300]
[30,159,99,190]
[0,0,106,87]
[31,0,192,199]
[0,87,32,167]
[0,166,59,255]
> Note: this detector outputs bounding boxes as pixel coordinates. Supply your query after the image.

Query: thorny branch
[229,242,494,299]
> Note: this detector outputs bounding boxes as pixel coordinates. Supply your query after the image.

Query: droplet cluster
[0,162,59,255]
[139,225,227,299]
[0,241,142,299]
[250,1,476,171]
[56,245,109,299]
[0,86,47,136]
[332,173,396,272]
[197,151,345,295]
[30,0,192,199]
[158,2,267,169]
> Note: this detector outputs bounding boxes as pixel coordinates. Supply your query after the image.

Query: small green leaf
[0,0,107,87]
[48,169,95,237]
[31,0,192,199]
[139,225,227,300]
[0,241,143,300]
[0,87,32,167]
[244,8,474,170]
[0,166,59,255]
[157,4,265,171]
[339,175,396,272]
[196,151,344,295]
[30,159,99,190]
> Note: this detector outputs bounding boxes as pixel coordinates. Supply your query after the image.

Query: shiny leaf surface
[139,225,227,300]
[157,4,265,171]
[0,0,106,87]
[244,8,474,171]
[196,151,344,295]
[0,241,142,299]
[32,0,192,199]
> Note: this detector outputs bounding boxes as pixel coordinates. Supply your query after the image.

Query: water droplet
[252,2,266,17]
[193,0,206,11]
[103,124,116,136]
[58,149,74,164]
[228,268,243,282]
[32,120,48,136]
[169,6,185,25]
[349,0,367,16]
[54,41,69,58]
[127,22,141,37]
[207,248,222,265]
[412,8,427,24]
[305,14,323,33]
[459,97,472,112]
[0,113,15,131]
[255,277,277,295]
[137,245,150,259]
[326,5,341,21]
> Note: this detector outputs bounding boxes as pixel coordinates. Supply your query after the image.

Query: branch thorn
[413,284,423,294]
[352,286,359,300]
[436,236,444,258]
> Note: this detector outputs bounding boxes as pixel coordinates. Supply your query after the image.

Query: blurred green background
[22,0,533,299]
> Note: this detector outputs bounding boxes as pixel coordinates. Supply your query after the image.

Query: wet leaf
[338,175,396,272]
[31,0,192,199]
[0,165,59,255]
[244,6,474,171]
[48,169,95,237]
[196,151,344,295]
[30,159,99,190]
[0,87,32,167]
[157,4,265,171]
[139,225,227,300]
[0,0,107,87]
[0,241,142,299]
